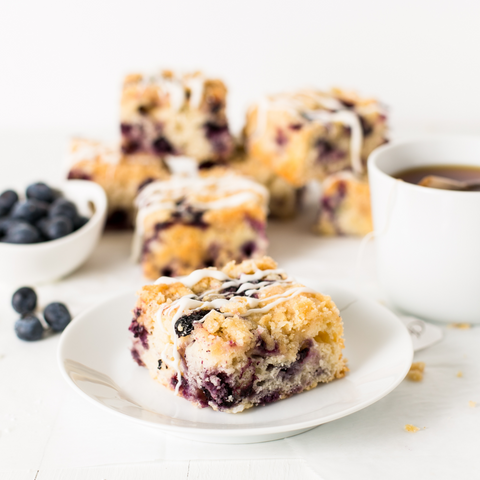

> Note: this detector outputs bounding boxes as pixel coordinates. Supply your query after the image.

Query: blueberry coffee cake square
[244,87,388,187]
[133,174,269,279]
[67,138,170,228]
[120,70,234,164]
[129,256,347,413]
[200,144,303,219]
[316,171,373,236]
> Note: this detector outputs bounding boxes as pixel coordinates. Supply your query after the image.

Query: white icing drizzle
[184,74,205,109]
[154,265,317,394]
[136,175,268,213]
[305,109,363,175]
[131,175,269,262]
[139,71,205,112]
[250,89,383,175]
[164,155,199,178]
[154,76,185,112]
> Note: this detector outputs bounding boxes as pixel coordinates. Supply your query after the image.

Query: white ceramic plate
[58,284,413,444]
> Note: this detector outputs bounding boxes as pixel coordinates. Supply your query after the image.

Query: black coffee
[395,165,480,186]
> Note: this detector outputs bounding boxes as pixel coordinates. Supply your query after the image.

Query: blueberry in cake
[133,174,269,279]
[129,256,347,413]
[244,87,388,187]
[67,138,170,228]
[120,70,234,163]
[316,171,373,236]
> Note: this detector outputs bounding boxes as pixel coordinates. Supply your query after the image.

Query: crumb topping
[448,323,472,329]
[404,424,420,433]
[406,361,425,382]
[137,256,343,395]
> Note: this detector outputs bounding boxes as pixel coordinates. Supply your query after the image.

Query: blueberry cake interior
[317,171,373,236]
[130,257,346,413]
[120,71,234,163]
[245,88,388,186]
[133,175,269,279]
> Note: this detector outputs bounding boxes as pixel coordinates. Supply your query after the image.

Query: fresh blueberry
[0,217,22,237]
[72,215,89,231]
[10,199,49,223]
[14,314,44,341]
[3,222,41,244]
[12,286,37,314]
[0,190,19,216]
[43,216,73,240]
[49,198,77,221]
[26,182,55,203]
[35,217,49,237]
[44,302,71,332]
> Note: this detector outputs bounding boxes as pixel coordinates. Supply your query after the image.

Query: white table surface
[1,131,479,480]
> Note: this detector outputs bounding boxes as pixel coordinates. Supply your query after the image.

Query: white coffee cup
[368,135,480,324]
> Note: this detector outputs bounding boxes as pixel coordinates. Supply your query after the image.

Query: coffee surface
[395,165,480,185]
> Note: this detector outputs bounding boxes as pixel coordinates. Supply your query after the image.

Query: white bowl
[0,180,107,286]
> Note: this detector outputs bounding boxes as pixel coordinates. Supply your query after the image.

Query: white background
[0,0,479,138]
[1,2,480,479]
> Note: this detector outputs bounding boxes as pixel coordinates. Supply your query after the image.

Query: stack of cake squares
[67,69,388,278]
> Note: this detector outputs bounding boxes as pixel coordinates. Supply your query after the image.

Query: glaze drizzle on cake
[154,265,315,393]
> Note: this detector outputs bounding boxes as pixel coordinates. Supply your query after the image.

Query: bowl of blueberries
[0,180,107,285]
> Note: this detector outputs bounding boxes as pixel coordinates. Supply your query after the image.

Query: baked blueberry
[3,222,41,244]
[26,182,55,203]
[72,215,89,231]
[12,286,37,314]
[10,199,49,223]
[174,310,210,337]
[43,216,73,240]
[44,302,72,332]
[14,314,44,341]
[152,136,174,154]
[49,198,77,221]
[0,190,19,216]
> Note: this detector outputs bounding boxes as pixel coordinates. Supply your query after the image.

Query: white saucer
[57,284,413,444]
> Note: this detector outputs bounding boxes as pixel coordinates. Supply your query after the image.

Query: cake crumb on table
[448,323,472,329]
[468,401,476,408]
[404,424,420,433]
[406,361,425,381]
[457,371,463,378]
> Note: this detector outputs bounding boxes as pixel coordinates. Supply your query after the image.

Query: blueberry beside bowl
[11,285,72,341]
